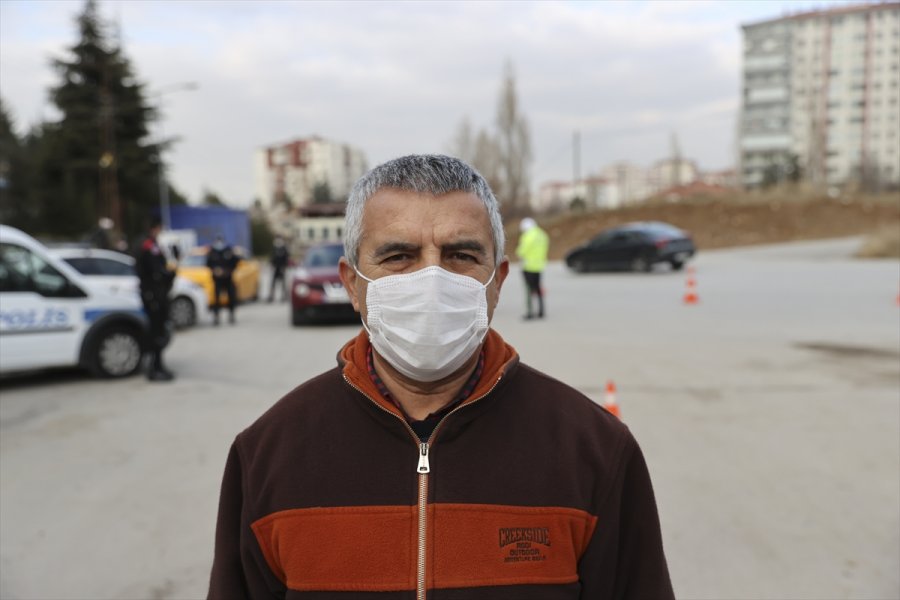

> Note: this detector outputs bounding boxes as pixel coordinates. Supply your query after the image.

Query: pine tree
[0,98,34,229]
[35,0,159,239]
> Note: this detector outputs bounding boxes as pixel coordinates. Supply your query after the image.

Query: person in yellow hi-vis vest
[516,217,549,320]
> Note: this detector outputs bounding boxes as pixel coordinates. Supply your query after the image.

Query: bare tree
[449,117,475,164]
[495,60,532,215]
[448,117,503,197]
[473,128,503,196]
[445,60,531,212]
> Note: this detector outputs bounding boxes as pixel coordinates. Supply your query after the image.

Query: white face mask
[356,265,495,383]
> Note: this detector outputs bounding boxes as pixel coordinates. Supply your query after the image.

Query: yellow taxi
[177,246,261,306]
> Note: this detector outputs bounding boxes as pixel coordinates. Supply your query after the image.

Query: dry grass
[856,225,900,259]
[509,189,900,261]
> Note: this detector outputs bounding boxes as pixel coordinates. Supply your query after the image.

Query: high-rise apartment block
[254,137,368,208]
[739,3,900,188]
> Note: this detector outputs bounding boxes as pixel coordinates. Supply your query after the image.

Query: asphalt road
[1,237,898,600]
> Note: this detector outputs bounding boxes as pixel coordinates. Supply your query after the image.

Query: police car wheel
[91,327,143,378]
[170,296,196,329]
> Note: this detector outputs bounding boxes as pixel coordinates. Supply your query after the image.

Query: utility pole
[670,131,682,188]
[99,58,121,229]
[154,82,198,230]
[573,130,581,185]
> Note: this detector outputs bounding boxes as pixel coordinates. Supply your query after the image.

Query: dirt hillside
[509,191,900,261]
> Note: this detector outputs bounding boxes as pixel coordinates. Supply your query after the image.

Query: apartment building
[598,162,654,206]
[254,137,368,209]
[739,2,900,188]
[648,157,699,192]
[537,177,613,212]
[536,158,715,213]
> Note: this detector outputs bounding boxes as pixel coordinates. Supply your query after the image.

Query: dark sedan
[290,242,359,325]
[565,221,695,273]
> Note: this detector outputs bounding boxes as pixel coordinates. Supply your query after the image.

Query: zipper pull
[417,442,430,474]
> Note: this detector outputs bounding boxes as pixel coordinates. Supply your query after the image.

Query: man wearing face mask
[208,155,674,599]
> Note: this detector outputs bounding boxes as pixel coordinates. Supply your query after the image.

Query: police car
[48,246,209,329]
[0,224,148,378]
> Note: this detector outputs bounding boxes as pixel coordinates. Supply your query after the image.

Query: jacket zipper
[343,372,503,600]
[416,443,430,600]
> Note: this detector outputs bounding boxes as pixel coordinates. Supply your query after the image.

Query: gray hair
[343,154,505,268]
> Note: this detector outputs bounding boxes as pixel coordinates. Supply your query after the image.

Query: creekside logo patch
[499,527,550,563]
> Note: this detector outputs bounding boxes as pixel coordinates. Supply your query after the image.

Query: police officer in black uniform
[268,236,290,302]
[207,234,239,325]
[136,218,176,381]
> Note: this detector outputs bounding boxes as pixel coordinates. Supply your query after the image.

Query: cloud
[0,0,832,206]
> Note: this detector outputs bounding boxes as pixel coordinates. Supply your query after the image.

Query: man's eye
[383,254,409,263]
[451,253,477,262]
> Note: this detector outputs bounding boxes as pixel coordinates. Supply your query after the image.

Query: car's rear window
[64,257,103,275]
[631,223,684,240]
[304,245,344,268]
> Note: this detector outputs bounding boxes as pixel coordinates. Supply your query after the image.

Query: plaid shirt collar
[366,346,485,426]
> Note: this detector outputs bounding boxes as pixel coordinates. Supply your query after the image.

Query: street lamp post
[154,82,198,230]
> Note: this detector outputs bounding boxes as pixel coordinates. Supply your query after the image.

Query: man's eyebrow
[372,242,419,258]
[443,240,488,256]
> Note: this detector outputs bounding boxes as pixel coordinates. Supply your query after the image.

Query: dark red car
[290,242,358,325]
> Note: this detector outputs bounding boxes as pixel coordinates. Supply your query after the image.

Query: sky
[0,0,864,208]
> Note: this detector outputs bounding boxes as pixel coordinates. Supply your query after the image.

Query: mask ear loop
[354,266,375,284]
[353,266,376,339]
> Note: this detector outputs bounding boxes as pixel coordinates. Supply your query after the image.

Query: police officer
[268,236,290,303]
[207,234,239,325]
[136,218,176,381]
[516,217,549,320]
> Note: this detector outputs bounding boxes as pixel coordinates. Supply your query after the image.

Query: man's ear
[494,256,510,293]
[338,257,362,313]
[489,256,510,310]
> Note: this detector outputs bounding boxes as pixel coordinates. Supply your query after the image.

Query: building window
[336,227,343,239]
[322,227,330,240]
[307,227,315,240]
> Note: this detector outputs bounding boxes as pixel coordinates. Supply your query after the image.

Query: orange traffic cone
[604,380,621,419]
[683,266,699,305]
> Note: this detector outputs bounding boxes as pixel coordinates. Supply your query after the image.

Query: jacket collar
[338,328,519,418]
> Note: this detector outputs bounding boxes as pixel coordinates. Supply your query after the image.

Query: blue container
[168,206,251,252]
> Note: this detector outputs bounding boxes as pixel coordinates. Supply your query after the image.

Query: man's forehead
[361,190,491,233]
[365,187,483,207]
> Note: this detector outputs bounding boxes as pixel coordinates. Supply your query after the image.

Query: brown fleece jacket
[208,329,674,599]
